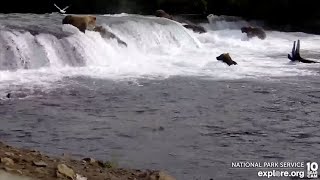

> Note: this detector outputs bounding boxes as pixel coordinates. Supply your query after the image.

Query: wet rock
[21,158,29,163]
[62,153,72,160]
[4,152,15,156]
[76,174,88,180]
[32,161,48,167]
[149,171,176,180]
[57,164,75,179]
[103,161,118,169]
[0,169,31,180]
[30,149,39,153]
[159,171,176,180]
[1,157,14,166]
[0,141,172,180]
[35,167,45,174]
[108,174,121,180]
[30,150,41,156]
[97,160,105,167]
[3,167,23,175]
[82,157,96,164]
[138,171,149,178]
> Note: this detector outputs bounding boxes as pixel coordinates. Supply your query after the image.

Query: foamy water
[0,13,319,92]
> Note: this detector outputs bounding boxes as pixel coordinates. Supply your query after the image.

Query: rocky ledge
[0,141,175,180]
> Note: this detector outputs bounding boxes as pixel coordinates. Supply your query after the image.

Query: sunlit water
[0,13,319,180]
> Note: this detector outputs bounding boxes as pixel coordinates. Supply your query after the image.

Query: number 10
[307,162,318,171]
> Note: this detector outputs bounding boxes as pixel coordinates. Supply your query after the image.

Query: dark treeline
[210,0,320,26]
[0,0,207,15]
[1,0,319,20]
[210,0,320,33]
[0,0,320,33]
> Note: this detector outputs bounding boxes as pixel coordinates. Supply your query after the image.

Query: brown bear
[241,26,266,40]
[62,15,97,33]
[182,24,206,34]
[155,9,173,20]
[155,9,206,33]
[216,53,238,66]
[93,26,127,47]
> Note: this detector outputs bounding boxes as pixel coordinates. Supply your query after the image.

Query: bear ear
[90,16,96,20]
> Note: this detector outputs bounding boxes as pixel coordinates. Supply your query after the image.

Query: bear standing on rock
[62,15,97,33]
[61,15,127,46]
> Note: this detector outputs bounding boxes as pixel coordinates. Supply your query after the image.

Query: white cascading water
[0,13,319,92]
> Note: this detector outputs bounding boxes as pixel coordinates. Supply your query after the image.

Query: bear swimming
[216,53,238,66]
[241,26,266,40]
[155,9,206,34]
[62,15,96,33]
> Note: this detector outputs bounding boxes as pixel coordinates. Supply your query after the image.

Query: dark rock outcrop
[288,40,319,63]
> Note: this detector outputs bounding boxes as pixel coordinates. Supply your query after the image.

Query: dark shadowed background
[1,0,319,34]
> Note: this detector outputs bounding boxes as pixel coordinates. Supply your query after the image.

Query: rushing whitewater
[0,13,319,92]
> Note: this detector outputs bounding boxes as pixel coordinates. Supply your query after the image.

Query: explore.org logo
[231,161,318,179]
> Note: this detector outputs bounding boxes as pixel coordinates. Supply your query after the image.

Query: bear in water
[93,26,127,47]
[216,53,238,66]
[182,24,206,34]
[241,26,266,40]
[62,15,96,33]
[155,9,206,34]
[155,9,173,20]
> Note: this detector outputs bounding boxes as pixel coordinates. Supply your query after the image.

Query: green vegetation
[103,160,118,169]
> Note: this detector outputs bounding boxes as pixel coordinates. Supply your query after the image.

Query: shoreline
[0,141,175,180]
